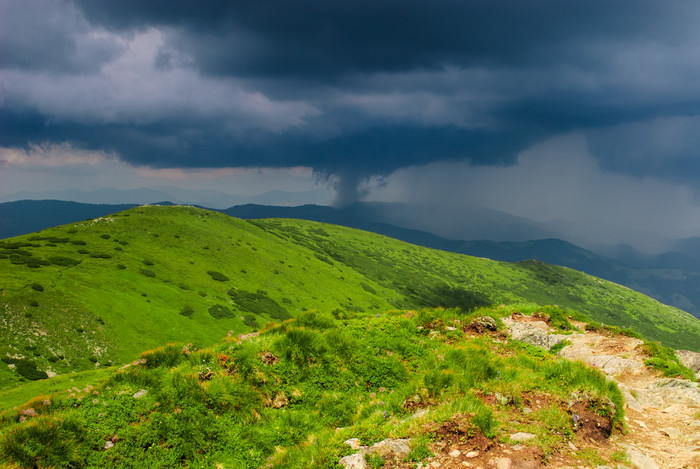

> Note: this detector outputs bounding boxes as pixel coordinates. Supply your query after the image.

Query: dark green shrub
[297,310,336,330]
[180,306,194,317]
[243,314,260,329]
[360,282,377,294]
[77,249,89,254]
[227,288,290,320]
[117,264,126,269]
[143,259,154,266]
[100,234,110,239]
[274,328,328,367]
[30,283,44,292]
[0,416,85,468]
[207,271,229,282]
[29,301,38,307]
[424,370,454,397]
[208,304,233,319]
[472,407,496,438]
[140,269,156,278]
[70,240,86,245]
[314,253,334,265]
[89,253,112,259]
[49,256,81,267]
[141,343,186,369]
[14,359,48,381]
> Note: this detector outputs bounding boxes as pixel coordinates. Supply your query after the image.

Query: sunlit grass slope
[0,307,627,469]
[0,205,698,391]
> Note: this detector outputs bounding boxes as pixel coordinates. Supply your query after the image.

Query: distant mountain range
[2,198,700,318]
[0,187,331,209]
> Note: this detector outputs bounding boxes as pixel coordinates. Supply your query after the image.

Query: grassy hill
[0,306,628,469]
[1,205,699,392]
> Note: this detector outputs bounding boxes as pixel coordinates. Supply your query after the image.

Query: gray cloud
[2,0,700,206]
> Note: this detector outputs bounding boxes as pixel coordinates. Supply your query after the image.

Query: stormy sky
[2,0,700,251]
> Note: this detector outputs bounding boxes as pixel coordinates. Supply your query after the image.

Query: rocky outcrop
[470,316,498,332]
[675,349,700,380]
[502,317,568,350]
[338,438,412,468]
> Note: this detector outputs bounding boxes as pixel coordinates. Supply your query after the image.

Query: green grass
[0,307,629,469]
[0,205,698,395]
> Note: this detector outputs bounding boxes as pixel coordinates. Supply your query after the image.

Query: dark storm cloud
[72,0,682,79]
[3,0,700,204]
[0,0,123,74]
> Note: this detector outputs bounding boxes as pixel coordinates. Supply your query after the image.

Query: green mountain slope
[0,307,629,469]
[1,205,698,391]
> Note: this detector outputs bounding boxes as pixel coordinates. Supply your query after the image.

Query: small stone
[449,449,461,458]
[368,438,411,459]
[133,389,147,399]
[522,407,532,414]
[103,440,115,450]
[495,457,512,469]
[661,427,682,439]
[510,432,537,442]
[339,452,366,469]
[344,438,361,449]
[465,450,479,458]
[568,441,578,451]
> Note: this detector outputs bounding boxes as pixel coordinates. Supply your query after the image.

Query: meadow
[1,205,698,395]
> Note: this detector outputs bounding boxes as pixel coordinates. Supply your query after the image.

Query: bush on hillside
[180,306,194,318]
[14,359,48,381]
[243,314,260,329]
[49,256,81,267]
[89,253,112,259]
[208,304,233,319]
[207,271,229,282]
[30,283,44,292]
[140,269,156,278]
[227,288,290,320]
[0,416,85,468]
[141,343,186,369]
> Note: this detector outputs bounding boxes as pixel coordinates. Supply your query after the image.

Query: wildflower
[383,410,388,419]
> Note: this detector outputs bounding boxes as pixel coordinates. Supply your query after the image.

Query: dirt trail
[555,321,700,469]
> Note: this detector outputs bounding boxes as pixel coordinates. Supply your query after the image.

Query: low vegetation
[0,306,628,469]
[0,205,698,395]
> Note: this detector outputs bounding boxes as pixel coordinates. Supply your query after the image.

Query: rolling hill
[1,205,699,393]
[5,199,700,320]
